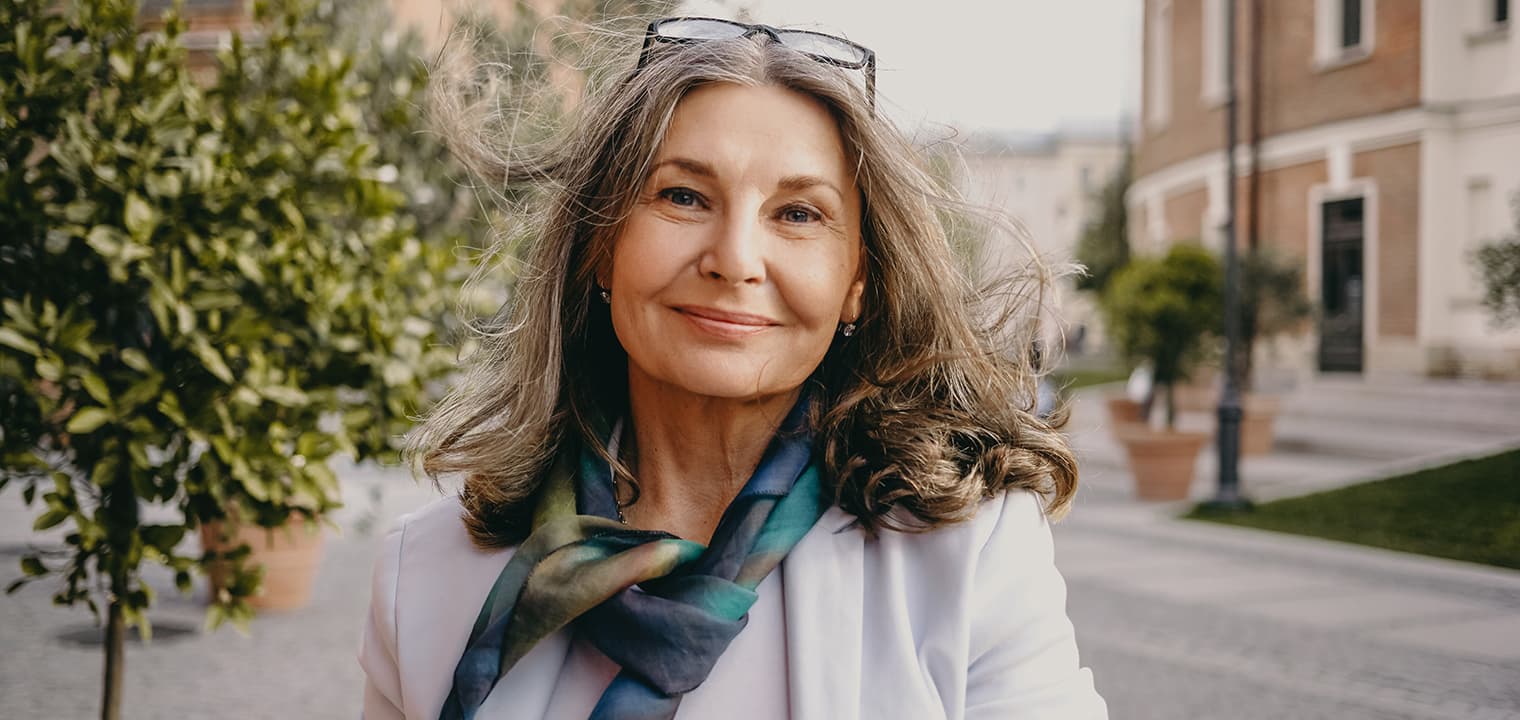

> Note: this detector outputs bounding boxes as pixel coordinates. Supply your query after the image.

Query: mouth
[673,305,779,339]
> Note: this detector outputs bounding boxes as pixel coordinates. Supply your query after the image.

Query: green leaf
[157,394,187,426]
[0,328,41,356]
[90,455,121,488]
[234,254,265,285]
[120,348,152,372]
[21,557,47,577]
[33,509,69,532]
[141,525,187,554]
[65,407,113,434]
[109,49,133,81]
[80,372,112,406]
[116,374,164,412]
[260,385,309,408]
[146,171,183,199]
[86,225,126,258]
[124,193,159,242]
[34,356,62,382]
[190,336,234,383]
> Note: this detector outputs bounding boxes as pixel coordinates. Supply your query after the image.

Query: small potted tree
[1233,247,1314,455]
[1101,244,1224,500]
[0,1,461,717]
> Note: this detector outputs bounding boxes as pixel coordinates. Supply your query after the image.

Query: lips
[673,305,779,339]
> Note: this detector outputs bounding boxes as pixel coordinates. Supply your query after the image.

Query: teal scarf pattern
[440,398,828,720]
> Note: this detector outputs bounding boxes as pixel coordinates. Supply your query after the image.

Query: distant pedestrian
[359,16,1107,720]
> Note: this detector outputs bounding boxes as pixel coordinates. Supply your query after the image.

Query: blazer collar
[782,505,865,720]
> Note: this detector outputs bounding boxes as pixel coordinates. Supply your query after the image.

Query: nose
[697,210,767,286]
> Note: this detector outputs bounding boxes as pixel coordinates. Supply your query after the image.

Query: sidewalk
[1057,503,1520,720]
[1056,379,1520,719]
[1,378,1516,718]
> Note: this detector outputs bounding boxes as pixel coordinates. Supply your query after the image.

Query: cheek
[781,247,860,327]
[608,218,683,295]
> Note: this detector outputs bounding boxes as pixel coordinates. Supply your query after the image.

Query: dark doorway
[1319,197,1365,372]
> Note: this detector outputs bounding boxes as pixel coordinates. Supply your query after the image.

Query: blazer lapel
[783,506,864,720]
[474,626,572,717]
[400,539,574,719]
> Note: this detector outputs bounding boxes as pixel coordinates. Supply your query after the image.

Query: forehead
[655,83,854,185]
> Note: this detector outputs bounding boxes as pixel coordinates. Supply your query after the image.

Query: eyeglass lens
[656,18,750,41]
[775,31,868,65]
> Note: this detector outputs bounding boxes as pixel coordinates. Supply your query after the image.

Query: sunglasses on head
[637,16,877,108]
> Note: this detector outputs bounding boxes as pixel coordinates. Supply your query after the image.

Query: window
[1201,0,1227,104]
[1315,0,1374,68]
[1498,0,1511,25]
[1340,0,1363,48]
[1147,0,1173,130]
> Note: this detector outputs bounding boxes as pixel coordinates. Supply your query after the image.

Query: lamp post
[1203,0,1253,512]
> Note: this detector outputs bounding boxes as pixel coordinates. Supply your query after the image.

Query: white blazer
[358,488,1108,719]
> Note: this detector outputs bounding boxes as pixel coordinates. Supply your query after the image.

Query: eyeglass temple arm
[638,20,659,69]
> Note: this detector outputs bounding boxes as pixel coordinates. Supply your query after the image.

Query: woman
[360,16,1107,720]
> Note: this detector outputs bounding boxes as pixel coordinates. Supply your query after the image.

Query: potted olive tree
[0,1,460,717]
[1100,244,1224,500]
[1233,247,1314,455]
[1171,247,1313,453]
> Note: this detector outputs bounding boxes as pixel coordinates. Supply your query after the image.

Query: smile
[673,306,779,339]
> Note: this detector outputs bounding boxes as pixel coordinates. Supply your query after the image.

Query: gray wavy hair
[407,19,1079,548]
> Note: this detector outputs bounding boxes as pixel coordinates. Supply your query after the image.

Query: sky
[678,0,1143,135]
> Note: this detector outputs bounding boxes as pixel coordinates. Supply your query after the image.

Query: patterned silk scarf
[440,398,828,720]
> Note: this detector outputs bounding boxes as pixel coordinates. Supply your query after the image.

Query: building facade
[1130,0,1520,379]
[956,129,1127,353]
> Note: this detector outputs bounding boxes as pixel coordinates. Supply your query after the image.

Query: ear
[840,276,866,324]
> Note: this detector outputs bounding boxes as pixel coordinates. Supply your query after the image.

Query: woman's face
[606,82,866,402]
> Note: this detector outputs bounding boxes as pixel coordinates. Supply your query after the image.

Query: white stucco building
[952,127,1128,354]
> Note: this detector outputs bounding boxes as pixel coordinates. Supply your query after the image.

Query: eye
[781,205,821,224]
[658,187,705,208]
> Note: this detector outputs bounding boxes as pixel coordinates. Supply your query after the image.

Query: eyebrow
[651,156,846,200]
[651,157,716,179]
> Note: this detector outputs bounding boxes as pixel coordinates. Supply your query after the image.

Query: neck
[621,370,800,541]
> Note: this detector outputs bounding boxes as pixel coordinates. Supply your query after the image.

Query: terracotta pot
[201,515,324,611]
[1173,370,1222,410]
[1115,427,1210,501]
[1105,396,1146,426]
[1240,395,1281,457]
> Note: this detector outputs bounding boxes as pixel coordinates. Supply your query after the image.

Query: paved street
[1,376,1517,718]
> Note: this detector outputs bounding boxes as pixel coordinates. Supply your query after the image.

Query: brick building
[1130,0,1520,379]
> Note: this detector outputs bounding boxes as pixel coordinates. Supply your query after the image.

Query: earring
[839,322,856,337]
[598,287,611,304]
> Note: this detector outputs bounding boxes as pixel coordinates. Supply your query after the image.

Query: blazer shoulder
[872,488,1050,567]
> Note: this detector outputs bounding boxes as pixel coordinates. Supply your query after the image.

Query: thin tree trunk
[1165,382,1178,430]
[101,598,124,720]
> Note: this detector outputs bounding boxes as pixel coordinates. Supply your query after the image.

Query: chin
[672,371,789,400]
[652,358,805,401]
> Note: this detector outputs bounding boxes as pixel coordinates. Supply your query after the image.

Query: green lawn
[1187,449,1520,570]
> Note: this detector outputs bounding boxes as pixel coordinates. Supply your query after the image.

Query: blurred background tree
[1473,193,1520,327]
[1237,246,1313,393]
[1074,151,1132,296]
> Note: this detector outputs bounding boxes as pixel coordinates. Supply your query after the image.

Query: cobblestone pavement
[2,377,1518,719]
[1056,509,1520,720]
